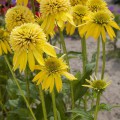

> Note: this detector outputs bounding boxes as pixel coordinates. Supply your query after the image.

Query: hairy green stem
[94,92,101,120]
[101,41,106,79]
[81,36,87,73]
[30,0,35,15]
[81,36,87,111]
[4,55,36,120]
[58,28,75,109]
[25,67,30,102]
[51,90,57,120]
[95,38,100,76]
[39,85,48,120]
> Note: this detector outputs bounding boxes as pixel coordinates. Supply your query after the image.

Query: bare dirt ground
[64,37,120,120]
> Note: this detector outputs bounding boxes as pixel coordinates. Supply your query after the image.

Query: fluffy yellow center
[92,11,111,25]
[87,0,107,12]
[40,0,70,16]
[45,58,61,73]
[73,5,88,20]
[92,80,107,90]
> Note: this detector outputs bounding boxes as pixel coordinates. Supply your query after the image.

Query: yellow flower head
[70,0,88,6]
[5,6,35,32]
[33,56,77,92]
[40,0,74,36]
[83,75,111,92]
[16,0,28,6]
[80,10,120,41]
[66,5,89,36]
[10,23,56,72]
[86,0,107,12]
[0,28,12,56]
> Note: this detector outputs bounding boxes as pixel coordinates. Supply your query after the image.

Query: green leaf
[7,108,32,120]
[56,94,68,120]
[73,62,95,101]
[68,51,82,59]
[68,109,94,120]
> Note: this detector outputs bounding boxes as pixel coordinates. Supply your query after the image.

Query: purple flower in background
[108,5,115,12]
[12,0,16,4]
[117,9,120,14]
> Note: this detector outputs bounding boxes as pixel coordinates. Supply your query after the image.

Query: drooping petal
[28,49,35,71]
[109,21,120,30]
[61,71,77,80]
[101,26,106,42]
[33,48,44,65]
[1,41,7,54]
[55,74,62,92]
[33,71,46,82]
[43,43,57,57]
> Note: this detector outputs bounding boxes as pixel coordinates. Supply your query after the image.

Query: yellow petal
[4,41,12,53]
[109,21,120,30]
[28,49,35,71]
[92,25,101,40]
[1,41,7,54]
[19,51,27,72]
[43,43,57,57]
[86,23,97,39]
[50,75,55,93]
[33,71,46,82]
[13,51,21,71]
[33,48,44,65]
[0,43,2,55]
[42,75,52,90]
[61,72,77,80]
[101,26,106,42]
[105,25,115,40]
[55,74,62,92]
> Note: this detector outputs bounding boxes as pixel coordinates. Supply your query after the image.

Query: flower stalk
[95,37,100,76]
[94,92,101,120]
[39,85,48,120]
[30,0,35,15]
[4,55,36,120]
[51,89,58,120]
[58,27,75,109]
[101,41,106,79]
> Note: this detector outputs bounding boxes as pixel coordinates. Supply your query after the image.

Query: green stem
[95,38,100,76]
[51,90,57,120]
[25,67,30,102]
[0,100,7,113]
[101,41,106,79]
[39,85,48,120]
[94,92,101,120]
[81,36,87,111]
[81,36,87,73]
[58,28,75,109]
[58,27,70,66]
[4,55,36,120]
[30,0,35,15]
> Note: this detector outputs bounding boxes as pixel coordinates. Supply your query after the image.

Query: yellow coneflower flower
[66,4,89,37]
[83,75,111,92]
[16,0,28,6]
[5,6,35,32]
[86,0,107,12]
[10,23,56,72]
[40,0,74,36]
[70,0,88,6]
[80,11,120,41]
[33,56,77,92]
[0,28,12,56]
